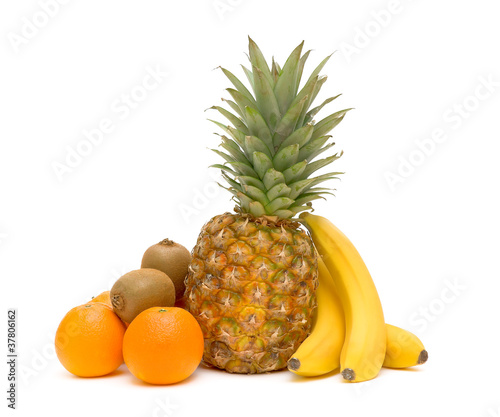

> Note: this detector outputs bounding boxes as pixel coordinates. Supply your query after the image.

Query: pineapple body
[185,213,318,373]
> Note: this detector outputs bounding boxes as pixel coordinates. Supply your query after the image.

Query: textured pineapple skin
[184,212,318,374]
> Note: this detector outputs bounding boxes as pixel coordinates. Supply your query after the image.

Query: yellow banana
[287,255,345,377]
[291,320,427,375]
[287,247,427,376]
[300,212,386,382]
[383,324,428,368]
[288,215,426,377]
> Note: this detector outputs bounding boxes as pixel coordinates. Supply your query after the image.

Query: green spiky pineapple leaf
[209,38,350,218]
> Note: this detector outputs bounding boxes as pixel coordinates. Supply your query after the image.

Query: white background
[1,0,500,416]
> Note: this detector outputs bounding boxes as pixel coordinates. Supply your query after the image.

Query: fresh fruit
[186,214,318,373]
[384,324,428,368]
[55,303,126,377]
[287,255,345,376]
[123,307,204,385]
[288,254,428,377]
[184,38,349,373]
[300,212,386,382]
[88,290,112,308]
[111,269,175,323]
[141,238,191,299]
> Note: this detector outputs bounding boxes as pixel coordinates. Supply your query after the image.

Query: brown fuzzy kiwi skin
[110,269,175,323]
[140,239,191,300]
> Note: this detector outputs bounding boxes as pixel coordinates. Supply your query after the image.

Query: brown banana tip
[341,368,356,381]
[287,358,301,371]
[418,350,429,365]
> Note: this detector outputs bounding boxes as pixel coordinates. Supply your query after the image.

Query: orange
[123,307,204,385]
[88,291,112,308]
[55,303,126,377]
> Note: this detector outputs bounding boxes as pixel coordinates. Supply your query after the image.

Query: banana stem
[287,358,301,371]
[341,368,355,381]
[417,350,428,365]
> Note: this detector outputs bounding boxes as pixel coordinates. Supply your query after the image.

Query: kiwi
[141,238,191,299]
[110,269,175,323]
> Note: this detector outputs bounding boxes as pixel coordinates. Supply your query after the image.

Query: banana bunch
[288,213,427,382]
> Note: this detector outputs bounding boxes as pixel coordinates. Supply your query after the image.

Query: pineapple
[184,38,350,373]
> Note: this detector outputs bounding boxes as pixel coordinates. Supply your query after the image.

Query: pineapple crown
[209,37,351,219]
